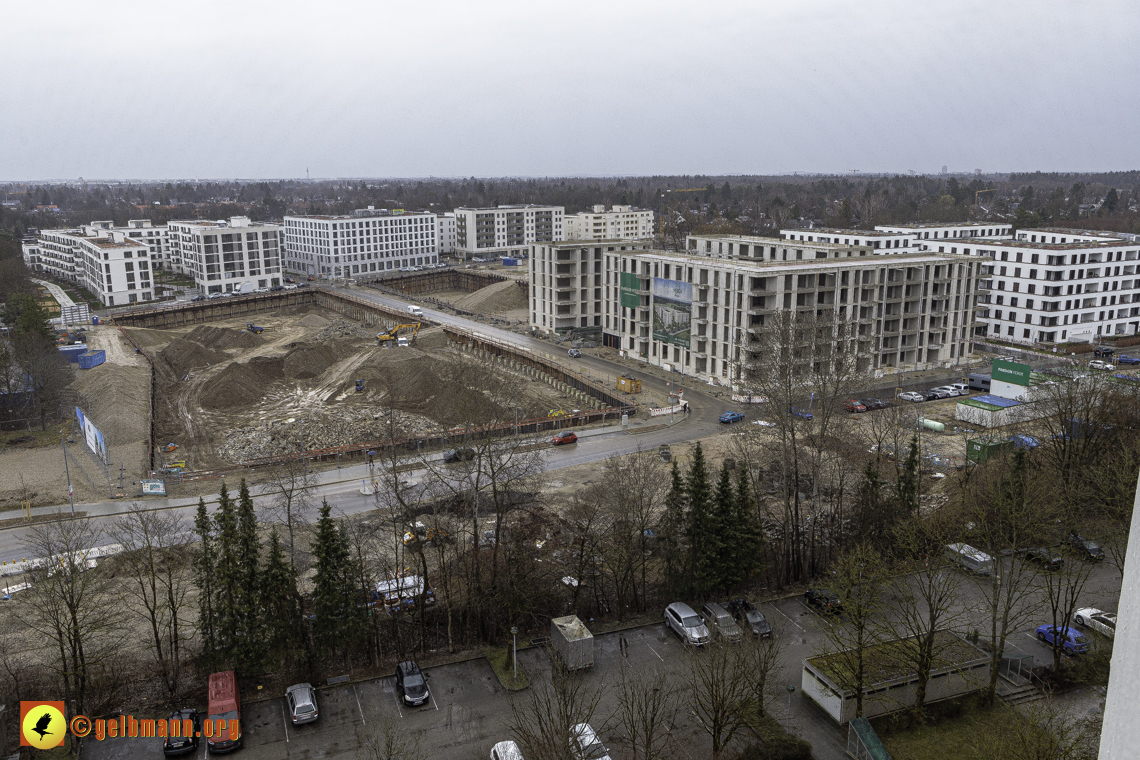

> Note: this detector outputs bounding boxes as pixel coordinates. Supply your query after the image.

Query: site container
[917,418,945,432]
[551,615,594,671]
[501,257,519,266]
[967,438,1014,462]
[59,345,87,363]
[617,375,642,393]
[78,350,106,369]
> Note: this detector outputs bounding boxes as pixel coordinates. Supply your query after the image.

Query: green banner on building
[620,272,640,309]
[992,358,1031,387]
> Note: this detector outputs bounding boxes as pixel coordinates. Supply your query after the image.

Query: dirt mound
[159,338,226,377]
[201,362,268,410]
[69,362,149,445]
[315,319,376,341]
[299,313,331,328]
[452,279,527,314]
[415,327,451,350]
[184,324,263,350]
[283,344,336,379]
[248,355,285,377]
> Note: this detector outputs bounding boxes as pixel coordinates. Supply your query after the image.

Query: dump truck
[551,615,594,671]
[247,323,265,334]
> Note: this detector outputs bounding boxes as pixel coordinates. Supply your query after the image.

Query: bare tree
[508,654,604,760]
[685,640,753,758]
[613,665,681,760]
[260,456,317,569]
[357,717,425,760]
[108,505,194,697]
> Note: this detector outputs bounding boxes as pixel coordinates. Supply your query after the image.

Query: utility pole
[60,429,74,516]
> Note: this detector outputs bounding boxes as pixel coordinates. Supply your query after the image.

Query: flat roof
[877,221,1011,229]
[807,631,985,688]
[965,238,1131,251]
[792,227,907,237]
[87,238,146,249]
[691,234,872,251]
[287,210,433,221]
[1029,226,1133,239]
[456,205,559,211]
[629,248,970,272]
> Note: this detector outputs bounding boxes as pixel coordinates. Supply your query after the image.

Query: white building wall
[436,212,457,254]
[565,205,654,241]
[284,209,437,278]
[1099,474,1140,759]
[455,205,564,258]
[168,217,282,294]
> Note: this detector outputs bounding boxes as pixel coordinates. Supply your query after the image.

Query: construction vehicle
[376,323,421,346]
[355,379,365,393]
[247,323,265,334]
[548,409,567,418]
[162,442,178,453]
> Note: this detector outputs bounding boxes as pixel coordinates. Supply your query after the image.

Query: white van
[945,543,994,576]
[407,305,424,317]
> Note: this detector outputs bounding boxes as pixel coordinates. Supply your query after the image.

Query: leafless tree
[357,717,425,760]
[508,654,604,760]
[107,505,194,697]
[685,640,753,758]
[260,456,317,569]
[612,665,680,760]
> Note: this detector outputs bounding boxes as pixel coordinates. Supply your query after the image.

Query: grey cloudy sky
[4,0,1138,180]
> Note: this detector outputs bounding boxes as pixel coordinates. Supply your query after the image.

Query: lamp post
[510,626,519,681]
[785,685,795,734]
[61,428,74,516]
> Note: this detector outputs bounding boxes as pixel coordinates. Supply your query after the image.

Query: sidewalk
[32,278,77,308]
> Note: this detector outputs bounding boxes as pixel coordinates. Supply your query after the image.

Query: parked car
[551,431,578,445]
[1019,547,1064,571]
[491,740,525,760]
[932,386,962,397]
[926,388,951,399]
[701,602,743,643]
[920,390,943,401]
[208,292,225,300]
[719,411,745,424]
[949,383,970,394]
[442,447,476,463]
[842,399,867,413]
[1117,354,1140,365]
[788,407,814,420]
[567,348,582,358]
[285,683,319,725]
[270,285,285,292]
[861,398,890,410]
[162,708,200,757]
[664,602,710,646]
[897,391,925,402]
[571,723,613,760]
[1094,347,1115,357]
[1036,624,1090,655]
[1088,360,1116,371]
[1067,533,1105,560]
[804,588,842,614]
[1010,434,1040,450]
[727,598,772,638]
[1074,607,1117,638]
[395,660,430,706]
[190,294,206,302]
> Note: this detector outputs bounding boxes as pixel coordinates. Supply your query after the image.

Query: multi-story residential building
[282,207,437,279]
[780,227,919,251]
[564,205,654,241]
[21,225,155,306]
[874,222,1013,247]
[454,205,563,260]
[436,212,457,254]
[167,216,282,294]
[531,241,980,383]
[779,223,1014,253]
[687,234,874,261]
[529,240,652,333]
[971,229,1140,344]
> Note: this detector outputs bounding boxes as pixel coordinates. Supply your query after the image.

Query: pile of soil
[159,338,226,377]
[201,362,268,410]
[70,362,150,445]
[452,280,527,313]
[282,344,336,379]
[315,319,377,341]
[184,324,263,350]
[299,313,331,328]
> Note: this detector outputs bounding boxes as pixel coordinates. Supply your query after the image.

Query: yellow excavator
[377,322,421,346]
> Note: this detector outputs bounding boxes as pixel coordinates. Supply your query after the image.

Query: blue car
[719,411,745,424]
[788,407,814,420]
[1010,434,1039,450]
[1036,624,1090,655]
[1118,354,1140,365]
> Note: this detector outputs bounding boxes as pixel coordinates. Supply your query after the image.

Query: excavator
[376,322,421,346]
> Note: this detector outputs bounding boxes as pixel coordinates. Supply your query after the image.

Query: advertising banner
[140,480,167,496]
[75,406,108,464]
[651,278,692,347]
[619,272,641,309]
[992,359,1031,386]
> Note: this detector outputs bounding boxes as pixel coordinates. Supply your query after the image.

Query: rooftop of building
[876,221,1011,229]
[545,238,650,246]
[786,227,910,237]
[688,233,874,251]
[964,237,1132,251]
[807,631,985,689]
[1027,226,1134,240]
[85,237,148,250]
[631,247,972,272]
[286,207,433,221]
[456,204,562,212]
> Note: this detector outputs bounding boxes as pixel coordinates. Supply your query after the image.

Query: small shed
[617,375,642,393]
[550,615,594,671]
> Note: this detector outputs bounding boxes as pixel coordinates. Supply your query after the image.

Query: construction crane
[376,322,421,346]
[975,188,997,207]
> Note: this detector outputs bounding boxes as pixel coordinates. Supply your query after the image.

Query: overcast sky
[4,0,1138,181]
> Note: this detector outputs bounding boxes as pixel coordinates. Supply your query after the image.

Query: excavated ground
[132,305,574,470]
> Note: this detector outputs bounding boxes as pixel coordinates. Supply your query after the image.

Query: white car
[1074,607,1116,638]
[571,723,612,760]
[1088,360,1116,371]
[897,391,925,402]
[932,385,962,397]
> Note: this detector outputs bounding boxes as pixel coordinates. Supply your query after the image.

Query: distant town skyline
[4,0,1138,180]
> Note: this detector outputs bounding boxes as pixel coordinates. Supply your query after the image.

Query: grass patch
[0,428,60,449]
[486,645,529,691]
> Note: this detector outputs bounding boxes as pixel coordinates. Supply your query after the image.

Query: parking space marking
[431,691,439,711]
[645,642,665,661]
[281,704,289,743]
[392,683,404,718]
[354,684,367,724]
[797,599,832,627]
[771,602,805,632]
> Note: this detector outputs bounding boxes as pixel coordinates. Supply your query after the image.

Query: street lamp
[785,685,795,734]
[510,626,519,681]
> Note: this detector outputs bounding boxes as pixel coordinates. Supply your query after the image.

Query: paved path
[32,278,77,308]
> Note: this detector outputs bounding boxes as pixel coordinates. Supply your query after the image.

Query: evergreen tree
[261,528,302,668]
[311,500,368,663]
[235,479,262,671]
[660,461,690,595]
[708,463,736,592]
[213,482,240,667]
[856,461,889,545]
[686,444,721,599]
[731,465,763,587]
[896,436,920,516]
[192,497,217,667]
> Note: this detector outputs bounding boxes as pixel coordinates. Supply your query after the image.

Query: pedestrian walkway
[32,278,77,308]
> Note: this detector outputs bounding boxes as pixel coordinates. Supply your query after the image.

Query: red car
[843,399,867,413]
[551,431,578,445]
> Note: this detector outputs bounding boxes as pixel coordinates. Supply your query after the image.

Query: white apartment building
[564,205,654,241]
[688,234,874,261]
[22,226,155,306]
[875,222,1013,248]
[781,227,919,251]
[531,241,980,383]
[972,229,1140,345]
[455,205,563,260]
[167,216,282,294]
[283,207,437,279]
[436,212,457,254]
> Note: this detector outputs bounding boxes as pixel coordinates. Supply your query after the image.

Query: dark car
[926,388,951,399]
[1118,354,1140,365]
[270,285,285,292]
[395,660,430,706]
[920,390,942,401]
[1019,547,1064,571]
[842,399,867,413]
[190,294,206,302]
[1067,533,1105,561]
[719,411,745,424]
[552,431,578,445]
[162,709,200,757]
[443,447,476,463]
[727,598,772,638]
[1093,347,1115,357]
[804,588,842,614]
[568,348,582,358]
[789,407,814,420]
[861,398,890,410]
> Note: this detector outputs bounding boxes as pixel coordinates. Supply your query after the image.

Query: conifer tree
[660,461,690,596]
[261,527,302,668]
[727,464,763,589]
[192,497,217,667]
[896,435,920,516]
[686,443,721,599]
[213,482,240,666]
[235,479,262,671]
[312,500,368,663]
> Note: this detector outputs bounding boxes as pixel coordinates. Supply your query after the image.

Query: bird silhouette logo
[20,701,66,749]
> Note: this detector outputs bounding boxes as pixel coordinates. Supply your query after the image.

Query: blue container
[501,258,519,266]
[92,316,100,325]
[59,345,87,363]
[78,350,106,369]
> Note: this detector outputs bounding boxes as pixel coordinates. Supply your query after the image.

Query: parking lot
[80,558,1122,760]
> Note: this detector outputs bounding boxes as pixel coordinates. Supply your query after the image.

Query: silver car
[701,602,743,643]
[571,723,612,760]
[665,602,710,646]
[285,683,319,725]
